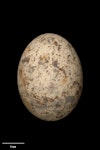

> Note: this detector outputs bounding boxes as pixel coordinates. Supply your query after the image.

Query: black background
[0,1,98,149]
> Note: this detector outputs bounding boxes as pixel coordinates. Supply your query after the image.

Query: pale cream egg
[17,33,83,121]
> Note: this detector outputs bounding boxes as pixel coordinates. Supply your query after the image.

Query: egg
[17,33,83,121]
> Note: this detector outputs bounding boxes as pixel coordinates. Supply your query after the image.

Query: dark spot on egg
[56,112,65,119]
[58,44,61,51]
[76,90,79,95]
[67,43,72,49]
[45,112,49,114]
[73,81,80,87]
[48,83,55,93]
[52,52,54,55]
[62,91,68,98]
[54,41,58,46]
[19,68,22,78]
[55,102,61,108]
[38,55,49,65]
[66,96,75,103]
[51,37,55,41]
[53,68,58,73]
[52,60,58,68]
[73,56,76,61]
[22,57,30,63]
[79,85,82,90]
[28,66,35,73]
[40,37,45,43]
[42,96,48,103]
[67,55,71,59]
[59,67,66,76]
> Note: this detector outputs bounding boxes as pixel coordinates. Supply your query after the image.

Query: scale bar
[2,142,25,144]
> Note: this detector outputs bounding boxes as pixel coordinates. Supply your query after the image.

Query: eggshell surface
[17,33,83,121]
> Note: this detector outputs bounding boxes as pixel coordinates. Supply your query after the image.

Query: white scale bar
[2,142,25,144]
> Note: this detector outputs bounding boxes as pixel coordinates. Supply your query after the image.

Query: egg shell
[17,33,83,121]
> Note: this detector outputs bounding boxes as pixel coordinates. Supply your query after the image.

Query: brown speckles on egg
[17,33,83,121]
[22,56,30,63]
[27,66,35,73]
[53,68,58,73]
[79,85,82,91]
[39,36,46,43]
[62,91,68,97]
[61,77,67,85]
[52,51,54,55]
[38,53,49,65]
[51,37,55,41]
[56,112,65,119]
[22,78,29,87]
[59,67,66,77]
[67,54,71,59]
[47,37,55,44]
[73,81,80,87]
[42,96,48,102]
[52,60,58,68]
[48,82,56,93]
[76,90,79,95]
[66,96,75,103]
[54,41,58,46]
[58,44,61,51]
[68,72,71,75]
[19,68,22,78]
[67,43,72,50]
[55,102,61,109]
[73,56,76,61]
[46,70,49,73]
[31,87,34,91]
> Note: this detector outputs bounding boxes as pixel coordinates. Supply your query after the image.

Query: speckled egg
[17,33,83,121]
